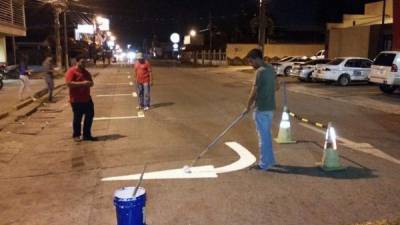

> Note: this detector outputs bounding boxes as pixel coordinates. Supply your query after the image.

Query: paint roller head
[183,165,192,174]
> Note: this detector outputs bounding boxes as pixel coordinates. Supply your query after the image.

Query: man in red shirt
[134,52,152,110]
[65,58,97,142]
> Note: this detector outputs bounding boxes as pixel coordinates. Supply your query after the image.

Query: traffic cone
[274,106,296,144]
[318,122,345,171]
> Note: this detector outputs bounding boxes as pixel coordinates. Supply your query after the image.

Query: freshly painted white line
[102,165,218,181]
[300,123,400,165]
[96,94,133,97]
[94,116,142,121]
[132,92,138,97]
[137,111,145,118]
[104,83,130,86]
[215,142,256,173]
[101,142,256,181]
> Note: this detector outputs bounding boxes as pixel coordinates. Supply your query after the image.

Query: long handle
[189,111,247,168]
[132,164,147,198]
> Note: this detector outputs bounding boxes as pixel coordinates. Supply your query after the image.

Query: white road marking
[96,94,133,97]
[137,111,145,118]
[94,112,145,121]
[215,142,257,173]
[94,116,141,121]
[101,141,256,181]
[132,92,137,97]
[129,82,134,86]
[299,123,400,165]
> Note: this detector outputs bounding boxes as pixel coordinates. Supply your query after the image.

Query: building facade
[0,0,26,63]
[327,0,395,59]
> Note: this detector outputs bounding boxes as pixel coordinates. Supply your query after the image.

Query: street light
[190,30,197,37]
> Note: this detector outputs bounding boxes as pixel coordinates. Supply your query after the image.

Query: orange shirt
[134,60,151,84]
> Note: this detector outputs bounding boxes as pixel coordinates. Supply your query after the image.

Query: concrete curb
[0,72,100,123]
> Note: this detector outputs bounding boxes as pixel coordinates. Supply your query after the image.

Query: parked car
[312,57,372,86]
[289,59,331,82]
[368,51,400,94]
[310,50,326,60]
[271,56,311,76]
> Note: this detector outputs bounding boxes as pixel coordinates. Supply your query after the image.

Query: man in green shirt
[244,48,279,170]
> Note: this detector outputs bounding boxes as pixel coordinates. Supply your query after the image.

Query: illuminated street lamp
[190,29,197,37]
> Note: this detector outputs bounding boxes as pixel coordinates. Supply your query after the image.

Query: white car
[368,51,400,94]
[271,56,311,76]
[310,50,326,60]
[312,57,372,86]
[289,59,331,81]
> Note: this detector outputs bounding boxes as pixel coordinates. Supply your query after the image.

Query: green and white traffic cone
[274,106,296,144]
[318,122,345,171]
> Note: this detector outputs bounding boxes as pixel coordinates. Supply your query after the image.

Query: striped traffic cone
[274,106,296,144]
[318,122,345,171]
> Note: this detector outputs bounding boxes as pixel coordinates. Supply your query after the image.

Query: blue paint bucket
[114,187,146,225]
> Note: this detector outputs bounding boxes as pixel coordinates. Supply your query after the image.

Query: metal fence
[0,0,25,28]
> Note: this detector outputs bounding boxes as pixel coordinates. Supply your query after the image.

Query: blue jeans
[137,83,150,107]
[253,110,276,169]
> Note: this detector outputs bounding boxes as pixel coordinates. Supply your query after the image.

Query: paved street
[0,63,399,225]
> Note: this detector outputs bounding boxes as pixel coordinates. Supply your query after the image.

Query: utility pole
[258,0,266,57]
[53,7,62,69]
[63,10,69,69]
[380,0,387,51]
[209,12,213,50]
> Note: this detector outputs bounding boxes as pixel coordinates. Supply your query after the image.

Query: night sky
[24,0,382,47]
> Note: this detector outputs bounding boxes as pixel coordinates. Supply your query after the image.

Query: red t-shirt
[134,60,151,84]
[65,66,93,103]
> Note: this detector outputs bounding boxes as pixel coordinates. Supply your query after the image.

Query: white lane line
[94,111,145,121]
[299,123,400,165]
[94,116,141,121]
[101,141,256,181]
[96,94,132,97]
[96,92,137,98]
[137,111,145,118]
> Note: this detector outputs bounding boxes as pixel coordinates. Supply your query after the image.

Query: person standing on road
[65,57,97,142]
[42,54,55,102]
[134,52,152,111]
[18,56,35,101]
[244,48,280,171]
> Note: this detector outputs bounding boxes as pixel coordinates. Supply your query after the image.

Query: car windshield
[279,57,293,62]
[304,59,330,65]
[373,53,396,66]
[327,58,344,65]
[293,58,309,62]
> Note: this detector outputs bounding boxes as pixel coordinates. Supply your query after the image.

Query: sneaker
[144,107,150,111]
[82,136,99,141]
[249,164,266,171]
[73,136,81,142]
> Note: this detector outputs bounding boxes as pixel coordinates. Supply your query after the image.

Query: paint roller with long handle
[183,111,248,173]
[132,164,147,198]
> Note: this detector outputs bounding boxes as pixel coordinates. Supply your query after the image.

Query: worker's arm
[244,78,257,114]
[65,69,93,88]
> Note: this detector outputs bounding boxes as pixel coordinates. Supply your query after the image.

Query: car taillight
[391,64,398,72]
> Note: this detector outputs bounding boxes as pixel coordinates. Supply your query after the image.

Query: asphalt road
[0,63,399,225]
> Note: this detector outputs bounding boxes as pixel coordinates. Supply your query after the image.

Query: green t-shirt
[255,64,276,111]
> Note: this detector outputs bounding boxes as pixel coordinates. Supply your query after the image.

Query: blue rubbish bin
[114,187,146,225]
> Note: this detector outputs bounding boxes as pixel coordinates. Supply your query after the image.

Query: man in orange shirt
[134,52,152,110]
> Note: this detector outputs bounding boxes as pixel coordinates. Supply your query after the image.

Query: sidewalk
[0,65,105,122]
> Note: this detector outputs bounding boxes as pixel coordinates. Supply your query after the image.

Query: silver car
[289,59,331,82]
[271,56,310,76]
